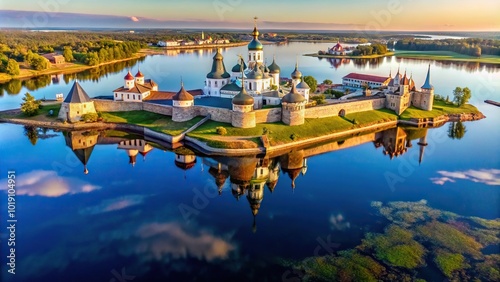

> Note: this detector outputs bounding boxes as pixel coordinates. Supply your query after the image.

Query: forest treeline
[393,38,500,57]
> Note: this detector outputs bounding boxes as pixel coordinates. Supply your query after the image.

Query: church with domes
[204,19,311,109]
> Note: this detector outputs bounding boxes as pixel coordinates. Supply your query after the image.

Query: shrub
[216,126,227,136]
[311,95,326,105]
[81,113,98,123]
[352,118,359,125]
[290,133,298,141]
[262,127,269,135]
[20,92,41,116]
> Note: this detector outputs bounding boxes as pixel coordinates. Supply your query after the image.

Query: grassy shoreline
[0,100,483,150]
[394,50,500,64]
[0,53,147,83]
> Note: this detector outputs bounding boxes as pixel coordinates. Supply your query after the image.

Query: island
[0,23,485,156]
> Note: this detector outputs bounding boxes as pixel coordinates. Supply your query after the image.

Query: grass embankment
[100,111,202,136]
[0,103,61,121]
[188,109,398,147]
[305,52,395,59]
[394,50,500,64]
[400,100,480,120]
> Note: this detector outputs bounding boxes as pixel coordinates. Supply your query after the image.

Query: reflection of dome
[266,180,278,193]
[174,154,197,170]
[228,157,257,183]
[209,167,229,195]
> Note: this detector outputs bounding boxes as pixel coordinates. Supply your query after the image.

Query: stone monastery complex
[59,20,435,127]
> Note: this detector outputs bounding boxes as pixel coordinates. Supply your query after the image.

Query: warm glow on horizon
[0,0,498,31]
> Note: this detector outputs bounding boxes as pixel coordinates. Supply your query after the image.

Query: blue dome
[248,38,263,50]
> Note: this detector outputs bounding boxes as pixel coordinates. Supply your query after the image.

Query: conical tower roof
[64,81,91,103]
[172,82,194,101]
[207,50,230,79]
[421,64,434,89]
[232,64,254,106]
[282,83,305,103]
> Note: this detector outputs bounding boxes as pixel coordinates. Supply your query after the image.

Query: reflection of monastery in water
[63,126,428,230]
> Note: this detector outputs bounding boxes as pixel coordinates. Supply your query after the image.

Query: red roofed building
[328,42,346,55]
[342,73,391,89]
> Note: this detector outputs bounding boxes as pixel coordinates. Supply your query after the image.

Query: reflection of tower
[417,131,428,165]
[381,127,408,160]
[208,163,229,195]
[228,157,257,200]
[247,182,264,233]
[280,150,305,190]
[174,153,197,170]
[64,130,98,174]
[118,139,153,166]
[266,158,280,193]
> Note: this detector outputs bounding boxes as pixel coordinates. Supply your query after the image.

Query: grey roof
[172,84,194,101]
[296,80,310,89]
[421,64,434,89]
[64,81,91,103]
[246,64,263,80]
[282,84,305,103]
[262,90,284,98]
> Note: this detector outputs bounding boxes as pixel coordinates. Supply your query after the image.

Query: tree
[303,75,318,93]
[453,86,472,107]
[20,92,41,116]
[448,121,467,140]
[23,126,39,146]
[63,46,74,62]
[6,59,20,75]
[29,55,50,71]
[323,79,333,85]
[473,46,481,57]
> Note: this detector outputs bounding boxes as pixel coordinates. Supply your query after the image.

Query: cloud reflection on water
[431,169,500,186]
[0,170,100,197]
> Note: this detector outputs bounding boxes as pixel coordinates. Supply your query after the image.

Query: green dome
[207,50,230,79]
[248,38,263,50]
[246,64,263,80]
[282,84,305,103]
[232,61,247,73]
[268,58,280,73]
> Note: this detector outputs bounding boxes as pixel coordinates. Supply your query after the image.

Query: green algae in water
[434,249,469,278]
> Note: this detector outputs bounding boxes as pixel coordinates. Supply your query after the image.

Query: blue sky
[0,0,499,30]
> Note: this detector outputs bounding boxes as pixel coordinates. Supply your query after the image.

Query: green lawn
[394,50,500,64]
[188,109,396,147]
[400,100,480,120]
[0,103,61,120]
[101,111,202,136]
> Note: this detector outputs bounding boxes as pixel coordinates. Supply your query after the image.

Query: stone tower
[172,82,195,122]
[419,64,434,111]
[232,70,256,128]
[281,83,306,126]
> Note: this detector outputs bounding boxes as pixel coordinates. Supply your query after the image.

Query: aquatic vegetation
[434,249,468,278]
[475,254,500,281]
[299,250,386,282]
[289,200,500,281]
[361,225,425,269]
[416,221,483,259]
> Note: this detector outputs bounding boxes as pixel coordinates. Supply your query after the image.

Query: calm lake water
[0,42,499,281]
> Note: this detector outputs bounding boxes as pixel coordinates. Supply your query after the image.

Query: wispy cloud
[0,170,100,197]
[431,169,500,186]
[79,195,146,215]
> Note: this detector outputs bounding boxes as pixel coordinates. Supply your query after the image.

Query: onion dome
[282,83,305,103]
[232,60,247,73]
[291,63,302,80]
[296,80,310,89]
[246,64,263,80]
[421,64,434,90]
[124,71,134,80]
[248,22,263,50]
[268,57,281,74]
[207,50,231,79]
[172,82,194,101]
[232,86,254,105]
[135,69,144,78]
